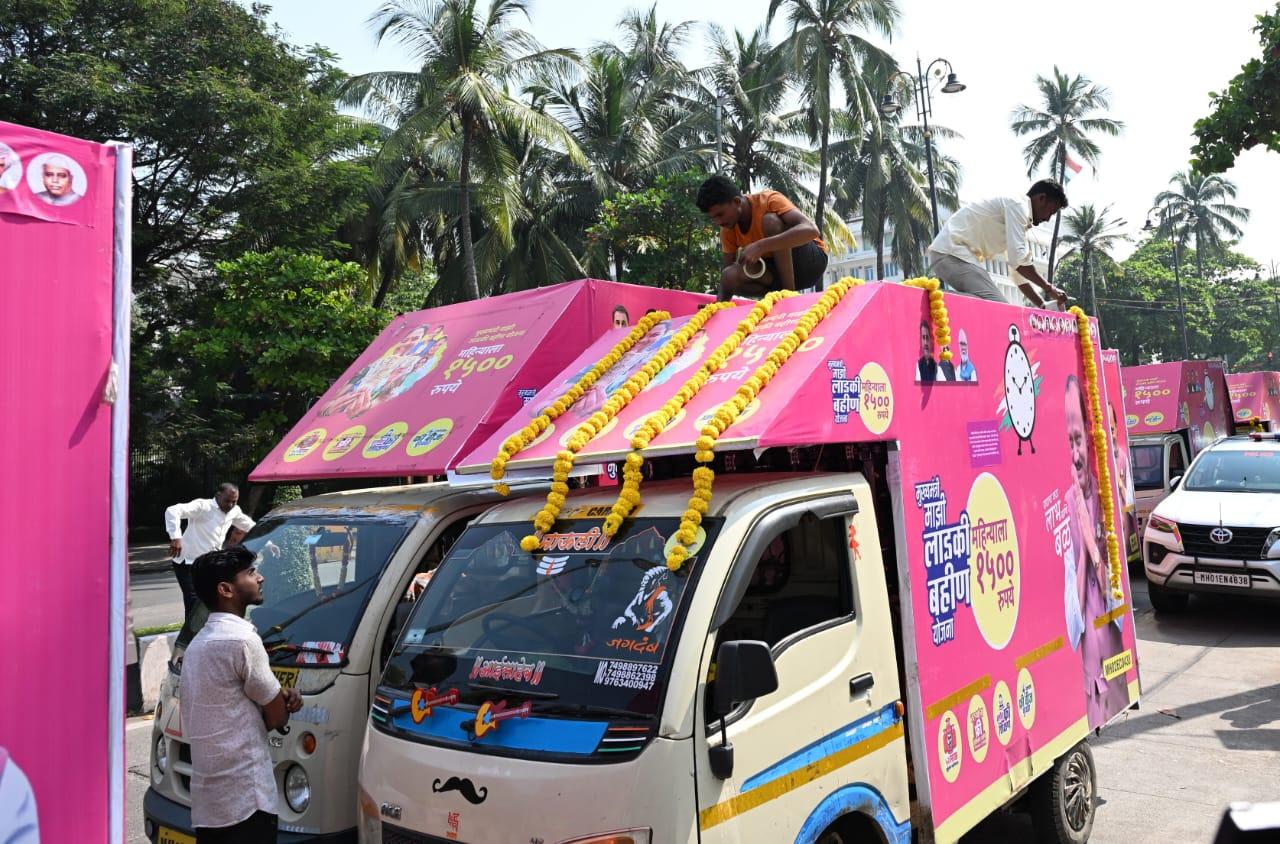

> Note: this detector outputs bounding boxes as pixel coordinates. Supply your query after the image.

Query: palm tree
[767,0,900,236]
[829,107,960,279]
[1155,170,1250,278]
[340,0,583,300]
[1010,67,1123,284]
[1058,204,1127,342]
[701,24,814,196]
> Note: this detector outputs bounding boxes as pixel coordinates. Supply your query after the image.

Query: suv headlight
[1264,528,1280,558]
[1147,514,1182,547]
[154,736,168,775]
[559,831,651,844]
[284,764,311,813]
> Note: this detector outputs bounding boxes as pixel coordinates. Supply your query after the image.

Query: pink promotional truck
[1226,370,1280,431]
[1121,361,1231,533]
[357,283,1140,844]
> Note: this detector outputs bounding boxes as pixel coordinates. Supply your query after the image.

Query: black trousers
[196,811,277,844]
[172,563,202,649]
[764,240,829,292]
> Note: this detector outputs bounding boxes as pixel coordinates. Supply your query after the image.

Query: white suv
[1143,433,1280,612]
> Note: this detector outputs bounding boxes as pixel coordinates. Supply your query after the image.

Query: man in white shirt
[0,747,39,842]
[927,180,1069,309]
[165,484,255,646]
[182,547,301,843]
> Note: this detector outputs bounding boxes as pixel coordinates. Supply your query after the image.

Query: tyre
[1030,740,1096,844]
[1148,578,1189,614]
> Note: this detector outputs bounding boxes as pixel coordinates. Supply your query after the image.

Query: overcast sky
[254,0,1278,269]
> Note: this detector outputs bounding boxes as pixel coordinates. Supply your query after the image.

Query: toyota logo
[1210,527,1234,545]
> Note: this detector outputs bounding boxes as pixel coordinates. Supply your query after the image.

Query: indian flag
[1064,153,1083,182]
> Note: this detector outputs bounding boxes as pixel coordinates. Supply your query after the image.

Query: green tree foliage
[1153,171,1250,276]
[171,250,388,460]
[1192,5,1280,174]
[587,173,720,293]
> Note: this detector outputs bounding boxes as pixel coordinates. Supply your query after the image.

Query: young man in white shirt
[0,747,39,842]
[927,179,1069,309]
[165,484,255,646]
[182,547,302,843]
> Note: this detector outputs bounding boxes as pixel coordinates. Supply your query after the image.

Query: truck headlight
[154,736,168,775]
[559,830,651,844]
[284,764,311,812]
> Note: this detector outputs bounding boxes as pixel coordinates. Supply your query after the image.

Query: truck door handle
[849,673,874,696]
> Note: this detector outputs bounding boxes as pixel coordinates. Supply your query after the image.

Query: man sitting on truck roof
[927,180,1069,309]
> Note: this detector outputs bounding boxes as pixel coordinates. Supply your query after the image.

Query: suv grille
[1177,523,1272,560]
[383,823,458,844]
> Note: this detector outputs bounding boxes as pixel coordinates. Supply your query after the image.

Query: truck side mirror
[708,640,778,780]
[1170,475,1182,490]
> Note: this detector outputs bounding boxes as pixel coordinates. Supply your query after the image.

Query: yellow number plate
[158,826,196,844]
[272,666,300,689]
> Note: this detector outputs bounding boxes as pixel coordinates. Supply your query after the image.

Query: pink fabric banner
[250,280,713,481]
[0,121,122,843]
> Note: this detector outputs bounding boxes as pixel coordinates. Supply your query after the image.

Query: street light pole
[880,58,965,239]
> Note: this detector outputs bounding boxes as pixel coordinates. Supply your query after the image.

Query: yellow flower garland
[903,277,953,362]
[490,310,670,495]
[519,302,728,553]
[666,278,865,570]
[602,296,789,538]
[1070,306,1124,601]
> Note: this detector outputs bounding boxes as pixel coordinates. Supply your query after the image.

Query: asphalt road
[124,569,1278,843]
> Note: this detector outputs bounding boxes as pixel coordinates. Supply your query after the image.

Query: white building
[820,214,1052,306]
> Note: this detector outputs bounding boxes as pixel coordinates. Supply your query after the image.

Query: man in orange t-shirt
[696,175,828,301]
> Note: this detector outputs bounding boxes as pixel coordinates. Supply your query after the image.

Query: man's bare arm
[1017,265,1066,307]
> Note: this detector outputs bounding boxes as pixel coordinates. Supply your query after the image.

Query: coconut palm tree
[700,24,814,196]
[339,0,583,300]
[1010,67,1123,284]
[767,0,900,236]
[829,108,960,280]
[1058,204,1127,342]
[1154,170,1250,278]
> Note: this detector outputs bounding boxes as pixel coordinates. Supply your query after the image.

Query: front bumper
[1143,543,1280,597]
[143,788,356,844]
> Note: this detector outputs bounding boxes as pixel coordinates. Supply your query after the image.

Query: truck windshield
[378,517,719,743]
[1184,448,1280,493]
[1131,444,1165,490]
[239,515,412,665]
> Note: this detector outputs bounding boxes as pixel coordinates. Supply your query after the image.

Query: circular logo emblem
[967,694,990,764]
[1210,527,1234,545]
[1237,409,1253,420]
[362,422,409,458]
[283,427,326,463]
[322,425,366,461]
[992,681,1015,746]
[1144,411,1165,427]
[693,398,761,435]
[967,472,1021,650]
[857,362,894,435]
[937,710,962,783]
[1125,414,1138,429]
[1016,668,1036,731]
[405,418,454,456]
[1204,422,1216,443]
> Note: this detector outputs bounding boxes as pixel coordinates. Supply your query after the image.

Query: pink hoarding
[460,285,1139,839]
[1122,360,1231,454]
[1226,370,1280,426]
[1103,351,1141,562]
[0,121,127,843]
[250,280,713,481]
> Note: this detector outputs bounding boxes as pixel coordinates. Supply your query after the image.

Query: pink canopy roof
[250,280,714,481]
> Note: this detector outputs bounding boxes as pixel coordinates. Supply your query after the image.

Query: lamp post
[1145,207,1198,361]
[879,56,966,238]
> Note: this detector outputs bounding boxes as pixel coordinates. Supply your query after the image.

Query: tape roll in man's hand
[743,258,766,280]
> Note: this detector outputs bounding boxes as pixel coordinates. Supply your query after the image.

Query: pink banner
[1122,360,1231,454]
[460,285,1140,838]
[1226,370,1280,426]
[1102,351,1140,563]
[0,121,123,842]
[251,280,713,481]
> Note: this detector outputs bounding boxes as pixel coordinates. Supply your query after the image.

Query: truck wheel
[1030,740,1096,844]
[1148,579,1189,614]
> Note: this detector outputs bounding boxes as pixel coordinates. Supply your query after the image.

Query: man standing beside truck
[182,547,302,844]
[165,483,255,647]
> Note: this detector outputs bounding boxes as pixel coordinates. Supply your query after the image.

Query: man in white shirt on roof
[927,179,1069,309]
[165,483,255,646]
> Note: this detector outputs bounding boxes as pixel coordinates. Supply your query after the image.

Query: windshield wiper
[257,573,377,640]
[467,682,559,700]
[530,702,655,721]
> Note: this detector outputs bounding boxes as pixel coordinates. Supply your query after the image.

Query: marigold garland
[903,277,953,362]
[666,278,865,571]
[490,310,670,494]
[1070,306,1124,601]
[518,303,728,552]
[602,296,789,538]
